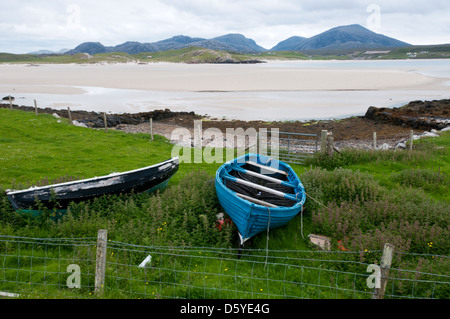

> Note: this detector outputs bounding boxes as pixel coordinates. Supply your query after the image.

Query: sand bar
[0,60,449,121]
[0,62,444,92]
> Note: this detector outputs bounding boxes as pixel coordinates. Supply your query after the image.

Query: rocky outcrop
[365,99,450,130]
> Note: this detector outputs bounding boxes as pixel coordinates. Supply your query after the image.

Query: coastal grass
[0,108,223,189]
[0,108,449,299]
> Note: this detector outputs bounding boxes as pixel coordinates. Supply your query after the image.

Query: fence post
[373,132,377,149]
[9,96,12,110]
[372,243,394,299]
[409,130,414,151]
[95,229,108,295]
[68,107,73,124]
[326,133,334,158]
[320,130,328,153]
[34,99,38,116]
[103,112,108,132]
[150,117,154,141]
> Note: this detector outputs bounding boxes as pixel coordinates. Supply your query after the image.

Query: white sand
[0,61,448,120]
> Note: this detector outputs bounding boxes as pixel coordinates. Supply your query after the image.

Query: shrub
[301,165,449,257]
[391,168,449,193]
[309,190,449,255]
[304,146,446,170]
[0,170,236,248]
[301,167,384,213]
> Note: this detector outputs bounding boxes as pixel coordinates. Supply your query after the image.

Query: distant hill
[151,35,205,51]
[28,48,70,55]
[271,24,410,51]
[48,25,413,56]
[66,33,266,55]
[112,41,159,54]
[204,34,266,53]
[270,36,307,51]
[67,42,109,55]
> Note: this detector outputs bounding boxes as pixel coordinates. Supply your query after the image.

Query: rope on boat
[304,191,329,209]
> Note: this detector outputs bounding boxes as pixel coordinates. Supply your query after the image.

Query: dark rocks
[0,103,200,128]
[364,99,450,130]
[76,109,199,128]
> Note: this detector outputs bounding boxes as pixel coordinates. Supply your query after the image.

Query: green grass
[0,109,223,188]
[0,108,449,299]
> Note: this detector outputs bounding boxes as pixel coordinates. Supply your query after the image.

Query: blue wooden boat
[215,153,306,245]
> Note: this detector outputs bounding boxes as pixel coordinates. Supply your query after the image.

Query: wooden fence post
[9,96,12,110]
[103,112,108,132]
[320,130,328,153]
[150,117,153,141]
[95,229,108,295]
[326,133,334,158]
[68,107,73,124]
[409,130,414,151]
[373,132,377,149]
[372,243,394,299]
[34,99,38,116]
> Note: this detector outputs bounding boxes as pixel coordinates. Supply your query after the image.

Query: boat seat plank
[235,193,278,208]
[231,166,296,188]
[223,174,299,202]
[245,161,288,176]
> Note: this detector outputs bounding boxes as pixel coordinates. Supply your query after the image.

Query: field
[0,108,449,299]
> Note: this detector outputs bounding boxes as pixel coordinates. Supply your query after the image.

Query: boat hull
[215,153,305,244]
[6,157,179,211]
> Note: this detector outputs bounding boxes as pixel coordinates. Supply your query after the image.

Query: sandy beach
[0,60,449,121]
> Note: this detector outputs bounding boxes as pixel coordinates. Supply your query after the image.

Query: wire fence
[0,233,449,299]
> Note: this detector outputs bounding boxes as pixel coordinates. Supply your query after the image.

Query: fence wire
[0,235,448,299]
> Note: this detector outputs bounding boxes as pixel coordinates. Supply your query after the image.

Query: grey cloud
[0,0,449,53]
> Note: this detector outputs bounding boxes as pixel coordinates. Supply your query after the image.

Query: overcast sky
[1,0,449,53]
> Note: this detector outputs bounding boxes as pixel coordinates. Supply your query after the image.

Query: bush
[391,168,449,193]
[304,147,446,170]
[0,170,237,248]
[301,167,384,213]
[301,167,450,256]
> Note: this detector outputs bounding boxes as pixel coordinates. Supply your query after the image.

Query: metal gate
[257,129,319,165]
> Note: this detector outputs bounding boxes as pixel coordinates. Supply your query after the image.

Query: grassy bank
[0,108,448,299]
[0,108,224,188]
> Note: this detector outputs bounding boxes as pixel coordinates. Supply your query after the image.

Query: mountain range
[50,24,411,56]
[65,33,266,55]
